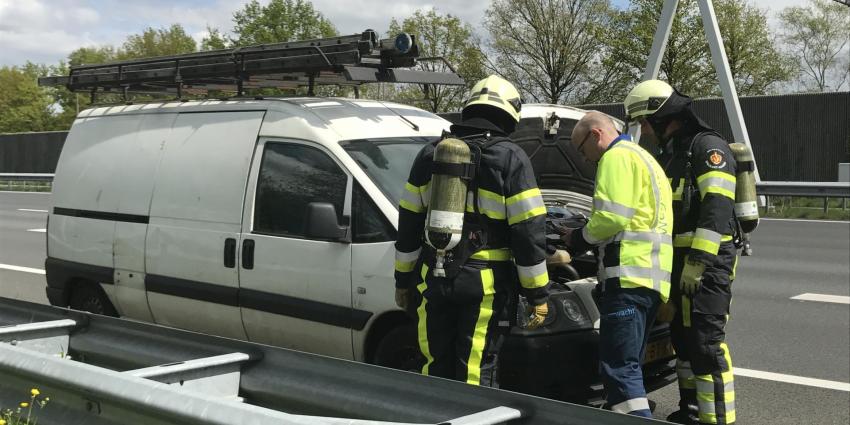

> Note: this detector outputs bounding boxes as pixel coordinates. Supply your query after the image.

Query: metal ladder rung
[126,352,251,400]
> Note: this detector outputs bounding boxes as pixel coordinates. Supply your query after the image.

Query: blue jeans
[598,280,661,417]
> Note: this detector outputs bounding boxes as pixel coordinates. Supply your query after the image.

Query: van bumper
[499,327,676,404]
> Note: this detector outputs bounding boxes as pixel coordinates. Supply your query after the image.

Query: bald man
[561,111,674,417]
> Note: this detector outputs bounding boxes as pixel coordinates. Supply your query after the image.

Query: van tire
[372,324,424,372]
[69,281,118,317]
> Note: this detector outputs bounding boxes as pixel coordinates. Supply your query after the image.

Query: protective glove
[656,300,676,323]
[395,288,409,310]
[680,256,707,296]
[525,302,549,330]
[546,249,572,267]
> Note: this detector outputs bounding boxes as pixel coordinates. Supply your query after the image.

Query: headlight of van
[515,289,594,333]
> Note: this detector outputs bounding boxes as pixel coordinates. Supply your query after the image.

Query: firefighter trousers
[670,244,738,424]
[414,260,514,387]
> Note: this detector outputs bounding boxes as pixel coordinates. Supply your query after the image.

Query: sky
[0,0,808,68]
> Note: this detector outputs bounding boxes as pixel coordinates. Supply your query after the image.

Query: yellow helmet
[623,79,674,121]
[463,75,522,123]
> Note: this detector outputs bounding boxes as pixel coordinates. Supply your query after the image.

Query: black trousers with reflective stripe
[415,262,514,387]
[670,243,737,424]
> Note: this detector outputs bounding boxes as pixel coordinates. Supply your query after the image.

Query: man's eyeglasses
[575,131,594,154]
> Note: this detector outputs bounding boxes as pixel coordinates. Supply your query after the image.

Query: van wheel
[69,281,118,317]
[373,324,424,372]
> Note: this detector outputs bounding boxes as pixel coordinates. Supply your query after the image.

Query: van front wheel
[69,281,118,317]
[372,324,424,372]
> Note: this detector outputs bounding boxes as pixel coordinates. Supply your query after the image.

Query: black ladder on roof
[38,30,465,100]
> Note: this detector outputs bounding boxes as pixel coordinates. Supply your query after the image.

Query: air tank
[729,142,759,234]
[425,138,471,277]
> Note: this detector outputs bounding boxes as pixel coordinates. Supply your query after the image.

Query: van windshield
[341,137,438,208]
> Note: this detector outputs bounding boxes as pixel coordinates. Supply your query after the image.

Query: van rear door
[238,139,355,359]
[144,111,264,339]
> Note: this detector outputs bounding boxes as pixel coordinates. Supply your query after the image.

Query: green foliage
[200,26,229,51]
[0,64,56,133]
[118,24,197,59]
[485,0,613,105]
[599,0,791,100]
[231,0,337,46]
[715,0,794,95]
[382,8,485,112]
[779,0,850,92]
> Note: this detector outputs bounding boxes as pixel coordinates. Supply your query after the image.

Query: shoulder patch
[705,148,726,169]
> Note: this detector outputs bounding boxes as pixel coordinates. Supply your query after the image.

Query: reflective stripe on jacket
[582,136,673,301]
[660,130,737,265]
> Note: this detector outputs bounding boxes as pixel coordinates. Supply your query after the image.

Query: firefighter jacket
[659,124,737,266]
[394,118,551,305]
[572,135,674,301]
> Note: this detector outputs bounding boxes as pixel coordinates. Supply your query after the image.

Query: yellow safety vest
[582,137,674,301]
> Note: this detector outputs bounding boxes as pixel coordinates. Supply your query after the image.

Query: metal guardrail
[0,297,660,425]
[756,181,850,198]
[2,174,849,198]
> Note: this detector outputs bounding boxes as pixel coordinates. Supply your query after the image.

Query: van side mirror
[305,202,350,242]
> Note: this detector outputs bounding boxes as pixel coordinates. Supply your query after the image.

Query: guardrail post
[823,197,829,215]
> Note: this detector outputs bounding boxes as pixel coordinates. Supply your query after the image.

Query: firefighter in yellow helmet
[393,75,553,386]
[625,80,738,425]
[559,111,673,417]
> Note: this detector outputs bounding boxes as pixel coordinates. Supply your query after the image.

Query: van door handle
[224,238,236,268]
[242,239,255,270]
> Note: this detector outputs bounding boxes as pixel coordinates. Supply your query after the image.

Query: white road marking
[791,293,850,305]
[17,209,48,213]
[0,191,51,195]
[761,218,850,224]
[26,228,46,233]
[0,263,45,275]
[735,368,850,392]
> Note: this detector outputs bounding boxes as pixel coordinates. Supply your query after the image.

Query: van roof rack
[38,30,465,100]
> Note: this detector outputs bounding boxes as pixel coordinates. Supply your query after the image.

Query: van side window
[254,143,346,238]
[352,183,396,243]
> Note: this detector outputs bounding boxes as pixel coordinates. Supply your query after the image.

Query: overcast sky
[0,0,806,67]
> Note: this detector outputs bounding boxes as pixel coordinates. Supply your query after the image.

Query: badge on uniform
[705,149,726,169]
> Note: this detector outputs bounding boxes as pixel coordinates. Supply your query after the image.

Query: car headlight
[514,290,593,334]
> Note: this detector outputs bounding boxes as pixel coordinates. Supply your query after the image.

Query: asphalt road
[1,191,848,424]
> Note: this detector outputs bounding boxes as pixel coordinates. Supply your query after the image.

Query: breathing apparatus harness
[424,131,509,278]
[665,129,756,256]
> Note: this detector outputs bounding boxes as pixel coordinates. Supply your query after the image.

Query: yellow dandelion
[31,388,40,397]
[20,402,29,408]
[1,419,6,425]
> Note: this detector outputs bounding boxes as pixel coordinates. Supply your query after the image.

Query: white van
[46,98,674,402]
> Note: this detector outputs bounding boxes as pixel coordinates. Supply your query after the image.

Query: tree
[602,0,791,100]
[715,0,793,95]
[0,64,55,133]
[385,9,485,112]
[779,0,850,91]
[485,0,612,105]
[201,26,229,51]
[231,0,337,46]
[118,24,197,59]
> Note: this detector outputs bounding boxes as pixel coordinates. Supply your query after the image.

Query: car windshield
[341,137,438,207]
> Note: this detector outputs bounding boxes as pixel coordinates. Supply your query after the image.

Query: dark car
[439,105,676,404]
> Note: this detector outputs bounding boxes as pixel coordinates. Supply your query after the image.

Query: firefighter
[625,80,738,425]
[560,111,673,417]
[393,75,551,387]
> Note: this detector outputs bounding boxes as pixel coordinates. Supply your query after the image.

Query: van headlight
[515,290,593,334]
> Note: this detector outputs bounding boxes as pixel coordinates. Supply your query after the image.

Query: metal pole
[632,0,681,137]
[697,0,761,182]
[643,0,680,81]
